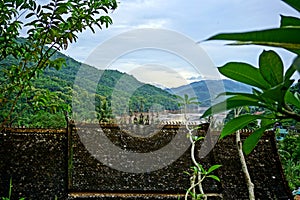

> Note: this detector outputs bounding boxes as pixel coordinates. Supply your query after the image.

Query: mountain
[167,79,252,106]
[42,54,179,113]
[0,51,178,127]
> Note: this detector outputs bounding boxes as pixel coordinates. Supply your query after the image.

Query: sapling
[176,95,222,200]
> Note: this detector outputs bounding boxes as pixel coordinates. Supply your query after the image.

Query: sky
[61,0,300,88]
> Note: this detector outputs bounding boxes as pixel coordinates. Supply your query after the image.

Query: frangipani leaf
[243,121,274,155]
[260,80,294,105]
[260,118,275,128]
[207,164,222,174]
[207,28,300,55]
[201,95,261,118]
[207,175,220,182]
[216,91,261,99]
[218,62,271,90]
[220,114,264,139]
[285,90,300,109]
[259,50,284,86]
[280,15,300,28]
[285,56,300,81]
[284,64,297,81]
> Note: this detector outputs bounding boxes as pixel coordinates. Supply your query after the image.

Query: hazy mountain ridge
[167,79,252,106]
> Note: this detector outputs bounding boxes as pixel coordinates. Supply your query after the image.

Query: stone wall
[0,128,67,200]
[0,125,293,199]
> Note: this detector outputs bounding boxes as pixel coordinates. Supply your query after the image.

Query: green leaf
[202,95,261,118]
[207,164,222,174]
[25,12,35,19]
[183,171,190,176]
[207,175,221,182]
[191,166,198,173]
[216,91,260,99]
[284,65,296,82]
[280,15,300,28]
[259,50,284,86]
[243,127,266,155]
[189,191,196,198]
[218,62,271,90]
[260,80,294,105]
[197,164,206,174]
[37,4,41,14]
[260,118,275,127]
[285,90,300,109]
[221,114,263,139]
[243,121,274,155]
[286,56,300,81]
[192,136,205,142]
[196,194,204,200]
[207,28,300,55]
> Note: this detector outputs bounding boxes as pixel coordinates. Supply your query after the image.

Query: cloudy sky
[62,0,299,88]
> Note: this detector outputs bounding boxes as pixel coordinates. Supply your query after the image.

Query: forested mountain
[0,51,178,128]
[0,46,253,128]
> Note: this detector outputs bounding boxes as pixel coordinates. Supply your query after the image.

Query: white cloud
[126,64,190,88]
[61,0,299,87]
[136,19,170,29]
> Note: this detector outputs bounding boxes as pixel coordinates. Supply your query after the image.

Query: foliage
[206,0,300,55]
[202,0,300,155]
[224,107,260,130]
[184,163,221,200]
[278,132,300,190]
[95,96,113,123]
[177,94,200,114]
[0,50,179,127]
[1,178,25,200]
[177,95,221,200]
[0,0,117,128]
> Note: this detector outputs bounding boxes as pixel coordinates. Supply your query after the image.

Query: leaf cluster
[0,0,117,128]
[197,164,222,182]
[202,0,300,155]
[184,164,222,199]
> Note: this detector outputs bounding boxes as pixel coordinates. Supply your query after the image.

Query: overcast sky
[62,0,299,88]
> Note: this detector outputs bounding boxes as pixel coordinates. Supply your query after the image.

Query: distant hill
[1,44,255,127]
[167,79,252,106]
[43,52,179,111]
[0,50,178,127]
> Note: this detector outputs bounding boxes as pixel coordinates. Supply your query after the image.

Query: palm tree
[176,94,200,119]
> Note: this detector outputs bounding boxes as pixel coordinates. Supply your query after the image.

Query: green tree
[177,94,200,116]
[96,96,114,123]
[0,0,117,129]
